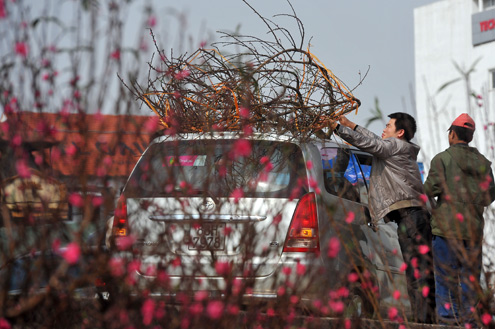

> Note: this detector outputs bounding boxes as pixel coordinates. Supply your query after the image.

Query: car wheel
[344,288,374,319]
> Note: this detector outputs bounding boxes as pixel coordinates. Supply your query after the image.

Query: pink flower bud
[62,242,80,265]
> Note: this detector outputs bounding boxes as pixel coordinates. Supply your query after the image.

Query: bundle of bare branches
[129,1,360,139]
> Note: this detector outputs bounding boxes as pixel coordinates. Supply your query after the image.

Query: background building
[414,0,495,161]
[414,0,495,284]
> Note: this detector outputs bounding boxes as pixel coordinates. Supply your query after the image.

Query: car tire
[343,287,374,319]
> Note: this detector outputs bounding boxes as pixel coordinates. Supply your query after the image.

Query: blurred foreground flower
[327,237,340,258]
[15,41,28,57]
[62,242,81,265]
[141,299,156,326]
[206,300,224,320]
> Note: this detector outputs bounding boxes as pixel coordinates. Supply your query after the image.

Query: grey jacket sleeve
[336,125,398,158]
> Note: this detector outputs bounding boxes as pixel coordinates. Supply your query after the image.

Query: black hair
[388,112,416,142]
[448,125,474,143]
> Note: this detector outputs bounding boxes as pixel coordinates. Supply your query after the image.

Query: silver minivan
[107,132,410,317]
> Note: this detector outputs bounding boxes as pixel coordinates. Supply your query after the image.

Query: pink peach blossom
[145,265,156,276]
[92,196,103,207]
[312,299,322,310]
[145,116,160,132]
[0,318,11,329]
[116,235,136,251]
[66,144,78,156]
[422,286,430,298]
[15,159,30,178]
[109,257,125,277]
[12,134,21,147]
[388,306,398,320]
[223,226,232,236]
[228,304,239,315]
[243,124,253,136]
[157,270,170,286]
[329,300,344,313]
[481,313,492,326]
[337,286,349,298]
[110,49,120,60]
[418,245,430,255]
[174,69,190,80]
[308,177,318,188]
[15,42,28,57]
[296,262,306,276]
[347,272,359,282]
[327,237,340,258]
[52,239,61,252]
[62,242,80,265]
[128,259,141,273]
[455,213,464,222]
[393,290,401,300]
[480,175,493,191]
[232,139,251,158]
[189,302,203,315]
[141,299,155,325]
[230,188,243,203]
[215,261,230,276]
[69,193,84,207]
[345,211,355,223]
[194,290,208,302]
[239,106,250,118]
[0,0,6,19]
[147,15,157,27]
[171,256,181,267]
[206,300,224,320]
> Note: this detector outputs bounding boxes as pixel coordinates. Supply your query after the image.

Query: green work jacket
[424,143,495,240]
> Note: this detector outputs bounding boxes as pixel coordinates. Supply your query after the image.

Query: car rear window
[124,139,307,199]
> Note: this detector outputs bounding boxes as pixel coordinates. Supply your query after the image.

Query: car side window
[320,147,361,202]
[352,152,373,205]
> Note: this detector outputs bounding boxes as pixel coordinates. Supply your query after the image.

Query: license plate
[187,223,226,250]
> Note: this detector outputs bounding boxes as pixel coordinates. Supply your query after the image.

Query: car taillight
[112,195,128,237]
[283,192,319,253]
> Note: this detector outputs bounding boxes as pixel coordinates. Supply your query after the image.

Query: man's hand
[338,116,357,130]
[327,118,338,130]
[315,116,338,131]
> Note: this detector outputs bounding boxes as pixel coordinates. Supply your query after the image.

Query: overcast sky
[149,0,438,135]
[5,0,439,136]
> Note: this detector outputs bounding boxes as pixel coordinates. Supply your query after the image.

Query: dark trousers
[432,235,481,326]
[386,207,436,323]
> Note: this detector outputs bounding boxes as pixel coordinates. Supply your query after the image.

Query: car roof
[150,132,356,150]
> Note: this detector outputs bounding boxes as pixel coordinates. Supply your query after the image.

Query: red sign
[480,18,495,32]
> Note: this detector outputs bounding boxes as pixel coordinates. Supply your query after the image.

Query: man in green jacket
[424,113,495,326]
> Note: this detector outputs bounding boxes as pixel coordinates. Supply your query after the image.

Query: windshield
[124,139,307,198]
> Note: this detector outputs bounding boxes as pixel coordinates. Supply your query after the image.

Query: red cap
[451,113,475,131]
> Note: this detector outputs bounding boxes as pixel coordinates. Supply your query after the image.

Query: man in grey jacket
[326,112,435,323]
